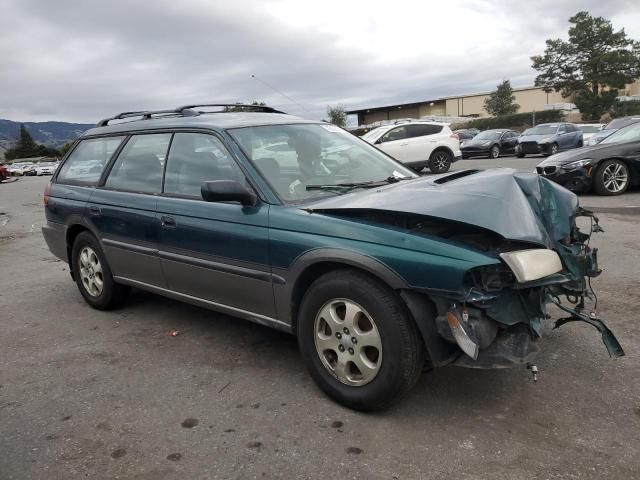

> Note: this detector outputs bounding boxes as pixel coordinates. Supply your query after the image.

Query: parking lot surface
[1,166,639,479]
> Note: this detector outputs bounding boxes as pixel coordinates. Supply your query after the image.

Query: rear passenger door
[156,132,275,318]
[405,124,443,160]
[89,133,171,287]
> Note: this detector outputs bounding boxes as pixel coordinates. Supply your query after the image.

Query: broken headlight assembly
[499,249,563,283]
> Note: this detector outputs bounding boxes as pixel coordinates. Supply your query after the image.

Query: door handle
[160,215,177,229]
[89,205,101,217]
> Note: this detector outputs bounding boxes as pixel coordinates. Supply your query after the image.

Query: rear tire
[593,159,630,196]
[428,150,452,173]
[71,231,129,310]
[297,269,424,411]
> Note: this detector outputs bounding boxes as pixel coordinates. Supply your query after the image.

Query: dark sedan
[461,129,519,158]
[536,121,640,195]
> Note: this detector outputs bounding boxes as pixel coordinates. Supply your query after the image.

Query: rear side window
[407,124,443,138]
[164,133,245,198]
[56,136,124,185]
[104,133,171,194]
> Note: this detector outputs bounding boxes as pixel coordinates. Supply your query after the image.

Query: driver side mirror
[375,137,384,145]
[201,180,257,206]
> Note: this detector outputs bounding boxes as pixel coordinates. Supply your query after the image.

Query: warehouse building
[347,81,640,126]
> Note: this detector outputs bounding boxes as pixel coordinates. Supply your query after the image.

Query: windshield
[579,125,602,133]
[600,122,640,145]
[605,118,640,130]
[474,131,502,141]
[361,127,387,142]
[523,125,557,136]
[229,124,416,203]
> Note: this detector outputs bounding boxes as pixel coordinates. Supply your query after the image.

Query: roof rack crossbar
[176,103,285,114]
[96,103,285,127]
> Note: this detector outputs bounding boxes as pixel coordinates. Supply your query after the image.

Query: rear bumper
[42,221,68,262]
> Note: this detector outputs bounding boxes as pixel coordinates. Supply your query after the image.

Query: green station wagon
[42,104,623,410]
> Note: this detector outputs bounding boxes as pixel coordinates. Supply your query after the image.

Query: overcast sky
[1,0,639,124]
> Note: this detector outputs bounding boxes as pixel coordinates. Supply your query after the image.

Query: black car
[537,121,640,195]
[454,129,478,141]
[461,129,519,159]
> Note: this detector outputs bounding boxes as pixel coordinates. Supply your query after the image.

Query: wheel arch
[429,145,454,159]
[284,249,408,333]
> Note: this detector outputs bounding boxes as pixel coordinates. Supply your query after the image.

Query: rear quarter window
[407,124,443,138]
[56,136,125,185]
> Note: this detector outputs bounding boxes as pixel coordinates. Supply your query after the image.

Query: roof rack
[96,103,286,127]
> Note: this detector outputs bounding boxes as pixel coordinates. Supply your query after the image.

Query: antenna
[250,74,308,113]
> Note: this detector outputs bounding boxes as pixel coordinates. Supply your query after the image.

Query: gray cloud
[0,0,638,123]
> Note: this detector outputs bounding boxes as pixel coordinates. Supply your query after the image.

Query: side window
[380,126,408,143]
[164,133,245,198]
[104,133,171,194]
[558,125,568,134]
[406,124,442,138]
[56,136,125,185]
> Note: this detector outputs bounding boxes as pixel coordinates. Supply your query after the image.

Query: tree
[531,11,640,120]
[5,124,39,160]
[484,80,519,116]
[59,142,74,157]
[325,105,347,128]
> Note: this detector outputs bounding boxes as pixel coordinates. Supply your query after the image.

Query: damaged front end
[307,169,624,369]
[430,177,624,369]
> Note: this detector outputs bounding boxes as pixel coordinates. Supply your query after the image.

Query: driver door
[376,126,410,161]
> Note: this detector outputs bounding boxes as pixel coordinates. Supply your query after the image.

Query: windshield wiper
[306,175,411,192]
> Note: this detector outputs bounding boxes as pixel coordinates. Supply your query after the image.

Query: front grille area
[536,165,557,175]
[521,142,540,154]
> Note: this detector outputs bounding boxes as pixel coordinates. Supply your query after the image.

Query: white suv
[362,121,462,173]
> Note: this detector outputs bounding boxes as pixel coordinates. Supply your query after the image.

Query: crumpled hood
[305,169,579,248]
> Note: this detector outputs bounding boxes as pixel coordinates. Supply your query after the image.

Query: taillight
[44,182,51,206]
[451,133,459,140]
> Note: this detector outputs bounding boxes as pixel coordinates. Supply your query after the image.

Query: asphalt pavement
[1,169,639,479]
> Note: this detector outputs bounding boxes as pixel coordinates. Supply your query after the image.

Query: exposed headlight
[562,159,592,170]
[538,137,553,144]
[499,249,563,283]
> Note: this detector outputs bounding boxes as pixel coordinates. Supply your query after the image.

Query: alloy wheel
[433,152,449,169]
[314,299,382,386]
[78,246,104,297]
[602,163,629,193]
[490,146,500,158]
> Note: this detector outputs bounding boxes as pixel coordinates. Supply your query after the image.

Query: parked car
[453,129,477,141]
[587,116,640,146]
[362,121,461,173]
[42,104,622,411]
[460,129,519,159]
[36,162,58,175]
[23,164,38,176]
[0,163,8,181]
[515,123,583,157]
[537,120,640,195]
[577,123,605,144]
[7,163,30,176]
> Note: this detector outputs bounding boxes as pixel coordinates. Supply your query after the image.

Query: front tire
[71,231,129,310]
[428,150,452,173]
[593,159,630,196]
[297,269,424,411]
[488,145,500,159]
